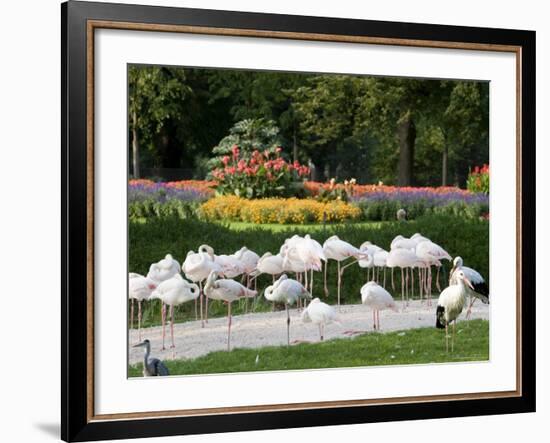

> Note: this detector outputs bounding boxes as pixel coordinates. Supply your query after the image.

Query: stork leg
[161,302,166,351]
[452,321,456,353]
[138,300,142,342]
[466,297,476,319]
[227,302,232,351]
[130,298,134,332]
[285,304,291,346]
[169,304,175,349]
[445,323,449,353]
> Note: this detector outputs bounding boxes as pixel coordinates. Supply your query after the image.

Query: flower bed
[128,180,213,219]
[199,195,362,224]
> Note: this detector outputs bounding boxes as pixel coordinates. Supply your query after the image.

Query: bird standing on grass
[133,339,169,376]
[204,270,257,351]
[265,274,311,345]
[436,270,473,352]
[450,256,489,319]
[300,298,338,341]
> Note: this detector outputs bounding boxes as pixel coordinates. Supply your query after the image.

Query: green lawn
[129,319,489,377]
[220,220,387,233]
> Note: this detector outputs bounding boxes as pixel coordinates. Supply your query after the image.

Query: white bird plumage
[128,273,157,341]
[360,281,397,330]
[436,270,473,352]
[301,298,338,341]
[149,274,200,349]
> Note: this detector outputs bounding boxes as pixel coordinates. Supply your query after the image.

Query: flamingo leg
[227,302,232,351]
[391,267,395,291]
[376,310,380,330]
[285,304,291,346]
[401,268,405,309]
[436,266,442,292]
[138,300,142,342]
[161,302,166,351]
[383,267,386,288]
[310,267,314,296]
[405,267,409,305]
[337,261,341,308]
[324,260,329,297]
[318,324,323,341]
[194,298,198,321]
[130,298,134,332]
[372,310,376,330]
[169,304,175,348]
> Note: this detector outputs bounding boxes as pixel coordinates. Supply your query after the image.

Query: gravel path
[128,299,489,365]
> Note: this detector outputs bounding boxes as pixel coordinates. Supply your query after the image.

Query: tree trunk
[397,115,416,186]
[441,143,448,186]
[131,110,140,179]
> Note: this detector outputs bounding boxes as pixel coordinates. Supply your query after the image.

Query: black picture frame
[61,1,536,441]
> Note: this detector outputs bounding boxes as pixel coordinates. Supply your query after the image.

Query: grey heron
[133,339,170,377]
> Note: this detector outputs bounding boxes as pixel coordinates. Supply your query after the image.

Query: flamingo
[300,298,338,341]
[373,249,389,287]
[149,274,200,350]
[204,270,257,351]
[128,273,157,341]
[233,246,260,312]
[146,254,180,284]
[252,252,284,282]
[386,248,418,307]
[295,234,326,296]
[264,274,311,345]
[323,235,364,307]
[182,245,221,327]
[391,235,417,251]
[360,281,398,330]
[436,269,473,352]
[416,240,452,295]
[450,256,489,319]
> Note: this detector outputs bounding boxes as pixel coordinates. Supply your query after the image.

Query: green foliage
[210,147,309,199]
[208,118,284,171]
[129,200,201,219]
[129,215,488,326]
[467,165,490,194]
[129,319,489,376]
[355,200,489,222]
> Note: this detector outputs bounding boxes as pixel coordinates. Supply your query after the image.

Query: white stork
[450,256,489,319]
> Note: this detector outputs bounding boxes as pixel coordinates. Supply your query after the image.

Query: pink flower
[222,156,230,166]
[231,145,240,159]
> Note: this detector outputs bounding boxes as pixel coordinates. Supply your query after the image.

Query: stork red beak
[464,276,474,290]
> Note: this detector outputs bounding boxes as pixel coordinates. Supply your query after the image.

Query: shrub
[199,196,362,224]
[211,146,310,199]
[467,164,490,194]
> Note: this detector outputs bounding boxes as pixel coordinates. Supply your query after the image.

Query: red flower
[231,145,240,159]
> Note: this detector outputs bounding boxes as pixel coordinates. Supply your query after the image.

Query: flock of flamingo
[129,232,489,369]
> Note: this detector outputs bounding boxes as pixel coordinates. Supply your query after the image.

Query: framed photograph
[62,1,535,441]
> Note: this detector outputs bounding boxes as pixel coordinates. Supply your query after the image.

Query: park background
[0,0,548,442]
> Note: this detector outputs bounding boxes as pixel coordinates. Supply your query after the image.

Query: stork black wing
[473,281,489,303]
[435,305,446,329]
